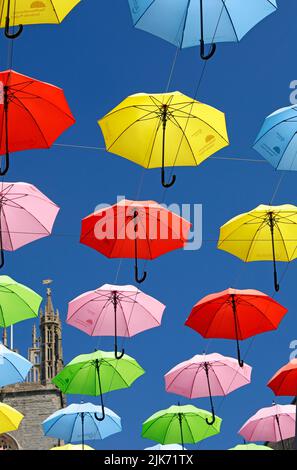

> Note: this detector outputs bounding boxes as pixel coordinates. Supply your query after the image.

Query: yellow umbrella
[51,444,94,451]
[218,204,297,292]
[1,0,80,39]
[98,91,229,188]
[0,403,24,434]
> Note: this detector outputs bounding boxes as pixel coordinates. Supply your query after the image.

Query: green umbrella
[52,350,145,420]
[229,444,273,451]
[142,404,221,449]
[0,276,42,327]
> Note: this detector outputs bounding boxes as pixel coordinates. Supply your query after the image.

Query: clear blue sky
[3,0,297,450]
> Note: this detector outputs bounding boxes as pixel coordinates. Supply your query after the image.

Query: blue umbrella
[42,403,122,449]
[128,0,277,60]
[254,105,297,170]
[0,342,32,387]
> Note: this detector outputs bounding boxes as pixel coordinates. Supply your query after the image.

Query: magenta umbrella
[67,283,166,359]
[239,404,296,449]
[0,182,59,267]
[165,353,252,425]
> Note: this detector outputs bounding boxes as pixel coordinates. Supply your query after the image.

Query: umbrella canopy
[239,404,296,449]
[43,403,121,449]
[52,350,145,421]
[0,182,60,268]
[128,0,277,59]
[145,444,186,450]
[0,69,75,175]
[0,342,33,386]
[98,91,229,187]
[0,275,42,327]
[185,288,287,367]
[217,204,297,291]
[142,404,221,448]
[267,359,297,450]
[80,198,191,283]
[51,444,94,451]
[67,283,165,359]
[165,352,252,424]
[0,0,80,39]
[253,105,297,170]
[0,403,23,434]
[229,444,273,450]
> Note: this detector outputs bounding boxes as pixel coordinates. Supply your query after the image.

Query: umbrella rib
[0,289,39,320]
[69,412,82,443]
[145,118,162,168]
[161,413,178,444]
[132,0,156,27]
[1,355,26,381]
[220,0,239,42]
[239,298,284,330]
[50,0,61,23]
[275,222,291,261]
[275,132,297,170]
[106,111,158,151]
[0,303,6,327]
[184,414,198,443]
[168,114,198,165]
[179,0,191,47]
[1,207,14,251]
[9,95,51,148]
[254,119,296,145]
[169,107,229,144]
[90,298,113,336]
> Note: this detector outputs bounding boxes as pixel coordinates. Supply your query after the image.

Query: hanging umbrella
[51,444,94,451]
[128,0,277,60]
[98,91,229,187]
[0,403,23,434]
[0,69,75,175]
[0,275,42,327]
[239,403,296,450]
[253,105,297,170]
[145,444,186,450]
[67,283,166,359]
[142,404,221,449]
[1,0,81,39]
[185,288,287,367]
[267,359,297,450]
[0,342,33,386]
[52,350,145,421]
[80,198,191,283]
[165,352,252,424]
[0,182,60,267]
[229,444,273,450]
[217,204,297,291]
[43,403,121,450]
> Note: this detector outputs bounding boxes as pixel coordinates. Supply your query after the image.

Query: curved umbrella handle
[135,264,147,284]
[0,247,4,269]
[95,408,105,422]
[0,153,10,176]
[206,412,216,426]
[162,169,176,188]
[115,345,125,360]
[200,40,216,61]
[5,0,23,40]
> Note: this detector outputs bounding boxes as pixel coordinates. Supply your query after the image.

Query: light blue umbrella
[0,342,32,387]
[42,403,121,449]
[254,105,297,170]
[145,444,187,450]
[128,0,277,60]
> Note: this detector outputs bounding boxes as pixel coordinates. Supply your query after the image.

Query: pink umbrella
[165,353,252,425]
[0,182,59,267]
[239,403,296,449]
[67,283,166,359]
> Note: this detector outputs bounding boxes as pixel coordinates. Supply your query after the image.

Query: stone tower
[0,281,65,450]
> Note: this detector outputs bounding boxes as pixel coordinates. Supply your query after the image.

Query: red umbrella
[185,288,287,367]
[267,359,297,449]
[0,69,75,175]
[80,198,191,283]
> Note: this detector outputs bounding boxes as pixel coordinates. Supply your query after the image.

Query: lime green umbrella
[0,276,42,327]
[52,350,145,420]
[142,404,221,449]
[229,444,273,450]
